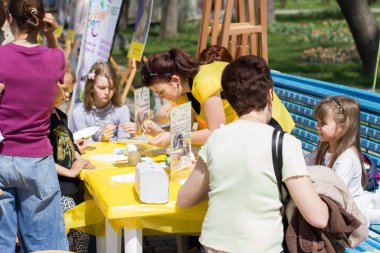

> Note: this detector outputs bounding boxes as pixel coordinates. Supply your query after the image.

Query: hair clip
[330,97,344,114]
[87,70,96,80]
[30,8,38,15]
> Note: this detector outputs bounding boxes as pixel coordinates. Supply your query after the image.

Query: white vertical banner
[69,0,123,129]
[170,102,192,181]
[127,0,154,61]
[134,87,150,135]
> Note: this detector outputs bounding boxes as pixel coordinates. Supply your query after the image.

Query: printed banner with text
[170,102,192,181]
[69,0,123,129]
[134,87,151,136]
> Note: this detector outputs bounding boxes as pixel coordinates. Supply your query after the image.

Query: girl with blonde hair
[307,96,366,196]
[72,62,135,142]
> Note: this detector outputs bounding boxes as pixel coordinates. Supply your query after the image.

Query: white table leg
[105,219,121,253]
[96,235,106,253]
[124,227,143,253]
[176,235,186,253]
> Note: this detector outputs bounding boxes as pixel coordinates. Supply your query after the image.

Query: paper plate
[90,154,128,163]
[113,156,152,165]
[132,135,152,141]
[110,173,135,183]
[73,126,99,141]
[115,138,150,145]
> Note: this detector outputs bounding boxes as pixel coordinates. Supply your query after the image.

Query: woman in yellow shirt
[141,47,294,147]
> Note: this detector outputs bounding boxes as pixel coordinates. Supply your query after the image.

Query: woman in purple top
[0,0,68,252]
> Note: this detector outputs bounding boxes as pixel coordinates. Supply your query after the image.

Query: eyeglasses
[141,72,172,85]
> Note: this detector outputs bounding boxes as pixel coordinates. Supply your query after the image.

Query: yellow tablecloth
[65,142,207,236]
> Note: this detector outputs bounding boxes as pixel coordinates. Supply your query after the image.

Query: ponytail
[26,7,40,28]
[8,0,44,33]
[168,48,199,78]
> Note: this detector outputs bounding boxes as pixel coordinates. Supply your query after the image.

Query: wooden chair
[196,0,268,61]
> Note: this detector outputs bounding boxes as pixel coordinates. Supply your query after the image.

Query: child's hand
[119,123,136,136]
[75,138,87,154]
[83,159,95,170]
[142,120,165,136]
[43,13,57,36]
[149,132,170,148]
[0,83,5,94]
[102,124,117,141]
[70,158,85,178]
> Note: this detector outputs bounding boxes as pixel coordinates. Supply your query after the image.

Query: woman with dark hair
[177,55,328,253]
[153,45,234,126]
[198,45,233,64]
[0,0,68,251]
[72,62,135,142]
[141,48,294,147]
[0,0,14,45]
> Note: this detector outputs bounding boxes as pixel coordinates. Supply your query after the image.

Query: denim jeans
[0,155,69,252]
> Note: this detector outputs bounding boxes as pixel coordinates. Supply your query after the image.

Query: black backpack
[362,154,379,192]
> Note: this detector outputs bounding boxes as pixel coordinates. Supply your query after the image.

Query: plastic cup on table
[128,151,142,166]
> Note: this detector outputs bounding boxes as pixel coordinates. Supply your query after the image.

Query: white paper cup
[126,144,138,154]
[113,147,125,155]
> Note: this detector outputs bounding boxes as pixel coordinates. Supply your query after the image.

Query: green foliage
[299,46,360,63]
[277,9,343,22]
[269,20,353,43]
[112,2,380,90]
[275,0,339,9]
[268,22,313,35]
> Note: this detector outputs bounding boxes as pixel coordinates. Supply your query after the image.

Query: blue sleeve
[71,104,88,132]
[71,104,99,142]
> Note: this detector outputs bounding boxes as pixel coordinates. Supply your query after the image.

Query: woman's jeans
[0,155,69,253]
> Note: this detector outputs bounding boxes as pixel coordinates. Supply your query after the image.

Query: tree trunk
[178,0,199,21]
[118,0,129,30]
[267,0,276,23]
[159,0,178,37]
[336,0,380,74]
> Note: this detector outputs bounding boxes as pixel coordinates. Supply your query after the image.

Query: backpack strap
[272,129,287,204]
[185,77,201,115]
[272,129,290,253]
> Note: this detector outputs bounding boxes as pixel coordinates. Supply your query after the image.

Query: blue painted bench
[272,71,380,252]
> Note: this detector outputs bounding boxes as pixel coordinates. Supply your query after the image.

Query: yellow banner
[66,29,76,44]
[54,25,63,38]
[127,41,145,61]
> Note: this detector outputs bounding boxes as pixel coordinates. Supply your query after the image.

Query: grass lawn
[275,0,380,10]
[275,0,340,9]
[112,3,380,92]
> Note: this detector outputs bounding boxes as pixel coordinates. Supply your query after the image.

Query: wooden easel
[64,38,81,59]
[110,57,137,104]
[196,0,268,61]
